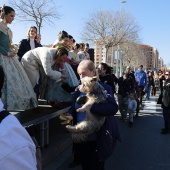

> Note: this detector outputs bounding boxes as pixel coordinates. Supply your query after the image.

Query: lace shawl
[0,22,13,44]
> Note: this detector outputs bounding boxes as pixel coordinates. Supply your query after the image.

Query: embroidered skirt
[0,54,38,111]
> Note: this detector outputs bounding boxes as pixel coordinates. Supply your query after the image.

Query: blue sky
[1,0,170,64]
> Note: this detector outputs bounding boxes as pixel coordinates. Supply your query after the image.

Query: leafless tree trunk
[10,0,60,34]
[121,42,147,70]
[81,10,140,61]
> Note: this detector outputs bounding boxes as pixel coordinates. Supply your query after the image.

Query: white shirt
[30,38,35,49]
[0,99,37,169]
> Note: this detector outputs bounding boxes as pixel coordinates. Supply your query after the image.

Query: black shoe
[68,162,80,168]
[129,122,133,127]
[161,128,167,131]
[161,130,170,134]
[135,112,139,118]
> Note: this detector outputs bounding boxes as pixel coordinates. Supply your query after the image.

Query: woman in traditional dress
[40,31,79,108]
[53,31,79,88]
[0,5,37,111]
[21,47,73,106]
[77,43,86,61]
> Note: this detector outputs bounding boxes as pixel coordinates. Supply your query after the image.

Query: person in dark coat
[17,26,42,61]
[161,71,170,134]
[66,60,120,170]
[145,71,154,100]
[158,70,165,95]
[98,63,118,95]
[124,66,135,82]
[118,73,135,119]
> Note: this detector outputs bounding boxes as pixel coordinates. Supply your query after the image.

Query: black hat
[0,66,4,98]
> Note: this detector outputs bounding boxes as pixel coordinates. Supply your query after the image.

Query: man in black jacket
[118,73,135,119]
[161,71,170,134]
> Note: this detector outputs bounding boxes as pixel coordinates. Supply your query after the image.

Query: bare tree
[10,0,60,34]
[81,10,140,61]
[121,42,147,70]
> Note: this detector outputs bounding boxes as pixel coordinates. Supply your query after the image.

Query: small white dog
[66,76,107,143]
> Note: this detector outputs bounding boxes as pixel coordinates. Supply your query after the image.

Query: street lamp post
[117,0,127,77]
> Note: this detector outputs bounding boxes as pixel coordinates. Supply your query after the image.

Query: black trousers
[135,98,140,113]
[80,141,105,170]
[163,108,170,130]
[138,86,144,104]
[72,142,81,164]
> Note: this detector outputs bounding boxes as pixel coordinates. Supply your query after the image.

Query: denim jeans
[163,108,170,130]
[146,86,151,99]
[129,110,134,122]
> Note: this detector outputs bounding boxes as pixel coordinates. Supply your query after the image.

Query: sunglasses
[165,74,169,76]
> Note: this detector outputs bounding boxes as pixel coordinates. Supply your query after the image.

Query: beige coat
[21,47,61,87]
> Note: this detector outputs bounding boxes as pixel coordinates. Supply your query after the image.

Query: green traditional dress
[0,21,37,111]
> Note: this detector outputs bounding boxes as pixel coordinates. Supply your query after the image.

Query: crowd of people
[0,4,170,170]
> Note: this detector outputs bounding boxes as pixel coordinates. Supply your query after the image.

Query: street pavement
[44,93,170,170]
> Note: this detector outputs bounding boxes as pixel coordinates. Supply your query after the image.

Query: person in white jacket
[21,46,68,88]
[0,66,37,170]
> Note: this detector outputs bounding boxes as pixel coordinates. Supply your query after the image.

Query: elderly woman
[66,60,121,170]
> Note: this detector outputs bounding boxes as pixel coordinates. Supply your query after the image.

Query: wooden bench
[11,104,70,148]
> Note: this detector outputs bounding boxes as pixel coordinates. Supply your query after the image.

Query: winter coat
[17,38,42,60]
[162,78,170,109]
[21,47,61,87]
[67,81,121,161]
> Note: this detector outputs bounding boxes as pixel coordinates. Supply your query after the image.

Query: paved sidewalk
[44,94,170,170]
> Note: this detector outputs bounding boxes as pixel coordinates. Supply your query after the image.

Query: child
[128,93,137,127]
[53,31,79,88]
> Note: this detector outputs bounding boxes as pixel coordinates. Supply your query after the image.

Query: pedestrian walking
[161,71,170,134]
[153,72,160,96]
[98,63,117,95]
[145,71,154,100]
[118,73,134,119]
[158,70,165,95]
[128,92,137,127]
[134,65,147,105]
[124,66,135,82]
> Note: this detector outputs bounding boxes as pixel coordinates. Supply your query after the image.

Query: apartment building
[94,39,160,72]
[158,57,164,71]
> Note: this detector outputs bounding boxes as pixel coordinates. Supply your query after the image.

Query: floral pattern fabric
[0,54,38,111]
